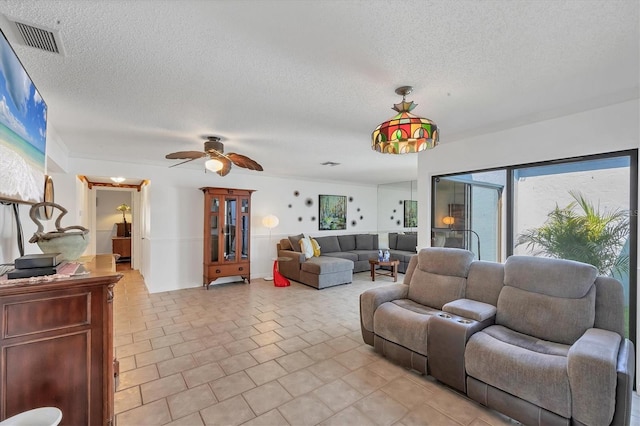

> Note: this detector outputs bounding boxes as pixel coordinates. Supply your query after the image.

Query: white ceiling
[0,1,638,185]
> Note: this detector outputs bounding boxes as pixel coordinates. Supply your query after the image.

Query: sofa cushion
[299,236,314,259]
[356,234,377,250]
[349,250,375,261]
[408,268,466,309]
[496,284,596,345]
[337,235,356,251]
[466,261,504,306]
[396,234,417,252]
[482,324,570,357]
[465,327,571,418]
[405,248,474,309]
[310,238,321,257]
[389,251,415,263]
[594,276,626,337]
[497,256,598,345]
[300,256,353,274]
[323,252,358,262]
[388,233,398,249]
[504,255,597,298]
[417,247,474,277]
[288,233,305,253]
[391,299,441,316]
[373,301,432,356]
[314,236,340,253]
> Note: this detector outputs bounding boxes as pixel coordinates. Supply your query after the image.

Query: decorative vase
[29,202,90,261]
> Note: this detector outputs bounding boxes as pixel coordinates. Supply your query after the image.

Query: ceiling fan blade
[165,151,207,160]
[217,157,232,176]
[168,157,201,168]
[227,153,264,171]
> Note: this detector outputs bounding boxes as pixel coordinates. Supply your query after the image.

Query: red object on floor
[273,260,290,287]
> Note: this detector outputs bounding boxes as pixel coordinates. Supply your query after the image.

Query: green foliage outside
[516,191,630,279]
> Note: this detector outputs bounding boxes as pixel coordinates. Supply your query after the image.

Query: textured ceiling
[0,0,638,184]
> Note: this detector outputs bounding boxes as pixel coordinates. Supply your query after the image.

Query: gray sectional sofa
[386,232,418,273]
[277,233,417,289]
[360,247,635,426]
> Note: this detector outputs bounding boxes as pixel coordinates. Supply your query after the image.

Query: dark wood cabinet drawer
[207,263,250,278]
[3,293,90,338]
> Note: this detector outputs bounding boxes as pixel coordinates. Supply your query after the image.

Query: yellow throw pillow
[299,237,314,259]
[310,238,321,257]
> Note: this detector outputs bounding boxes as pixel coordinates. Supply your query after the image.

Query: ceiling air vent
[13,21,61,54]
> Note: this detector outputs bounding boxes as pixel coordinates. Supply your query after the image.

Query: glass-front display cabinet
[201,187,254,289]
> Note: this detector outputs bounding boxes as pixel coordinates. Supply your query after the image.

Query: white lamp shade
[262,214,279,229]
[205,159,224,172]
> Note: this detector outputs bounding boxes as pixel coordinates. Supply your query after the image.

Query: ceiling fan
[165,136,263,176]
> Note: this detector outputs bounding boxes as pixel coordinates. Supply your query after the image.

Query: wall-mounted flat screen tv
[0,28,47,204]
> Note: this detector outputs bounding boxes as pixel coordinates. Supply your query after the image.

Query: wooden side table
[369,259,400,282]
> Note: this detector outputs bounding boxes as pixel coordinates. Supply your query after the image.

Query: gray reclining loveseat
[360,247,634,426]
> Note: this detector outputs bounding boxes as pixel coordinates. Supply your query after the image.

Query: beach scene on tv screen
[0,33,47,204]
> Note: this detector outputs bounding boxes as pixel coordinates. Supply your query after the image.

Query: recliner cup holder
[457,319,472,324]
[438,313,452,319]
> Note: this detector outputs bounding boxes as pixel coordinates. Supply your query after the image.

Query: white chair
[0,407,62,426]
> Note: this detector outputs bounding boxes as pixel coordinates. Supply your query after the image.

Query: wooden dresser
[112,237,132,259]
[0,255,122,425]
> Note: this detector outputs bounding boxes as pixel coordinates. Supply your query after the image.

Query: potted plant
[516,191,629,279]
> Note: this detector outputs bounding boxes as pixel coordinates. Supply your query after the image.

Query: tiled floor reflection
[113,270,640,425]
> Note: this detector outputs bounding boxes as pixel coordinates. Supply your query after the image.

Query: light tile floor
[113,269,640,426]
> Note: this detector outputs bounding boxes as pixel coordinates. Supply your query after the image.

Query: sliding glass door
[432,150,637,339]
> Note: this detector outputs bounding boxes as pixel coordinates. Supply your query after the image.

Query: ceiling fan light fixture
[372,86,439,154]
[165,135,263,176]
[205,158,224,172]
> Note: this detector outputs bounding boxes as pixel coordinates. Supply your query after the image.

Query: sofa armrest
[359,284,409,332]
[568,328,621,426]
[442,299,496,322]
[612,338,635,426]
[277,249,305,280]
[278,249,305,262]
[428,311,494,392]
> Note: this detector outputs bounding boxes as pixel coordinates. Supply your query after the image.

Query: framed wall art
[319,194,347,230]
[404,200,417,227]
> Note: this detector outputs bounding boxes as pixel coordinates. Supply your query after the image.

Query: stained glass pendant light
[372,86,439,154]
